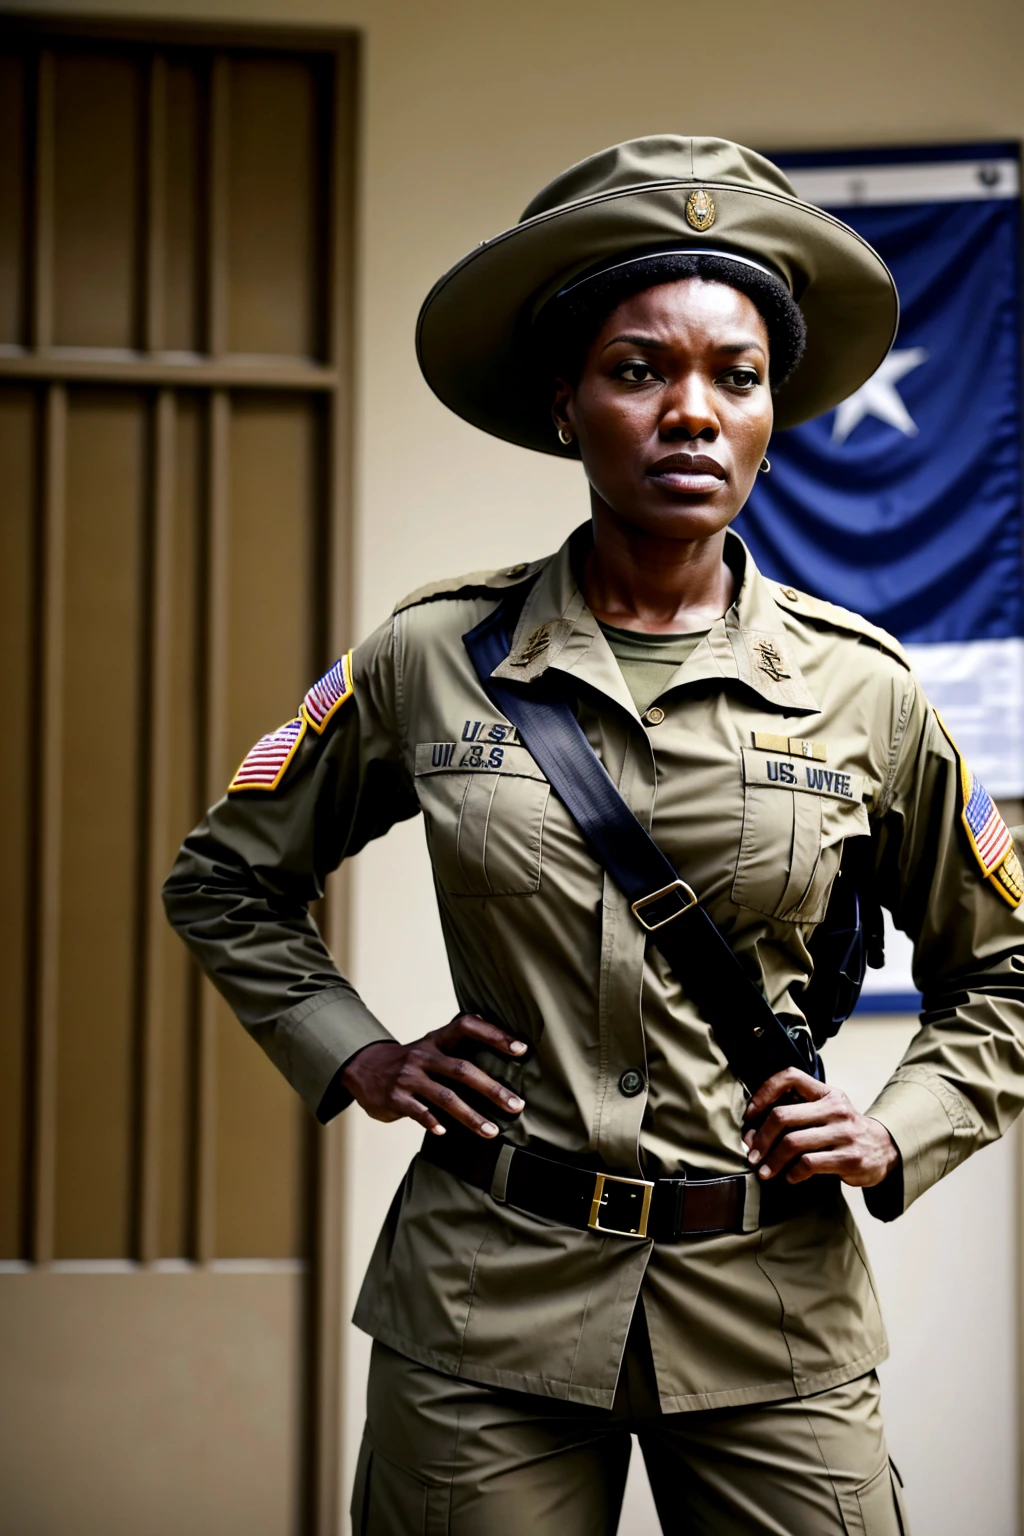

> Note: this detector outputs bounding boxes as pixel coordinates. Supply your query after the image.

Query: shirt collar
[491,523,820,716]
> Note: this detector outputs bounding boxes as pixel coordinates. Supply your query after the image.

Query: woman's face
[554,278,773,542]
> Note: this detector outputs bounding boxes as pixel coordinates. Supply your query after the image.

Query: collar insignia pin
[513,624,552,666]
[685,188,716,232]
[755,639,791,683]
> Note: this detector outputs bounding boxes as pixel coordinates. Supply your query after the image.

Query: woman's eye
[616,361,659,384]
[723,367,761,389]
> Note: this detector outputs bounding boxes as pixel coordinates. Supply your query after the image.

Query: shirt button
[781,587,798,601]
[644,706,666,726]
[619,1069,645,1097]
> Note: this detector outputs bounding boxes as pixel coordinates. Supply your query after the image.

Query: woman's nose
[658,377,719,441]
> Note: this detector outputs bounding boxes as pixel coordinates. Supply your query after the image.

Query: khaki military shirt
[164,527,1024,1411]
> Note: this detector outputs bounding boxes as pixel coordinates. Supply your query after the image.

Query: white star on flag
[831,347,929,444]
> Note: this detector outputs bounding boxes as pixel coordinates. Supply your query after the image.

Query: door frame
[0,14,361,1532]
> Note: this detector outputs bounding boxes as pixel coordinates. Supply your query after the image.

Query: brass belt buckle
[587,1172,655,1238]
[631,878,698,932]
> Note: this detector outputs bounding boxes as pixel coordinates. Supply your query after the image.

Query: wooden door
[0,18,356,1534]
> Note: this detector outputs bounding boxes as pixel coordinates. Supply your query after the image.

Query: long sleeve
[162,617,419,1120]
[864,675,1024,1218]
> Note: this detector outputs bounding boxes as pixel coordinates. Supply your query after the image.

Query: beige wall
[0,1269,307,1536]
[9,0,1023,1530]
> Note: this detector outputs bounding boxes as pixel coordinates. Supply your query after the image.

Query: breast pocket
[414,741,551,897]
[732,748,870,923]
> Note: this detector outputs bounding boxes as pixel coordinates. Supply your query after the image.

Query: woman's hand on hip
[340,1013,527,1139]
[742,1068,900,1188]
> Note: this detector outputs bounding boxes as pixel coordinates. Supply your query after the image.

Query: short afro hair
[535,249,807,391]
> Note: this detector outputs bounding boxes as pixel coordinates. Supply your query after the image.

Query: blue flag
[736,143,1023,1009]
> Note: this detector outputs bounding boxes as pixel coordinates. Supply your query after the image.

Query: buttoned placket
[489,534,821,1179]
[494,560,661,1177]
[552,630,658,1176]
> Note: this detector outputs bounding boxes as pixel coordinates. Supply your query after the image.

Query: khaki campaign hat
[416,135,899,455]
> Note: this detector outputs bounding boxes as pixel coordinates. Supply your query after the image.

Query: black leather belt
[420,1131,833,1241]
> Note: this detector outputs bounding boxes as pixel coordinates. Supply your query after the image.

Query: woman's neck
[581,507,736,634]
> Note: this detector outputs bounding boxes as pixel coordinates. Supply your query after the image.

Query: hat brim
[416,179,898,454]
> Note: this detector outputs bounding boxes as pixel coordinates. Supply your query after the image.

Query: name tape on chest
[934,712,1022,908]
[228,652,354,793]
[413,720,525,774]
[459,719,522,746]
[415,737,544,779]
[742,747,865,802]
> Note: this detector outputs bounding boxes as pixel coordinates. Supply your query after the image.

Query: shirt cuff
[261,987,397,1119]
[864,1066,983,1217]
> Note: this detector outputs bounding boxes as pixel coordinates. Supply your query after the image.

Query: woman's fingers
[341,1018,529,1139]
[784,1150,844,1184]
[753,1121,852,1179]
[414,1046,525,1116]
[744,1092,849,1163]
[391,1090,447,1137]
[439,1013,528,1057]
[411,1072,503,1138]
[746,1097,901,1188]
[744,1067,829,1124]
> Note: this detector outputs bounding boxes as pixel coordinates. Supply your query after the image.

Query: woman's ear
[551,377,574,440]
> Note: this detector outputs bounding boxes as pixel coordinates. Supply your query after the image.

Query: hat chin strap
[553,245,790,302]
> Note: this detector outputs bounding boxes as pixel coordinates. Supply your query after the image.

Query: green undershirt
[598,621,710,715]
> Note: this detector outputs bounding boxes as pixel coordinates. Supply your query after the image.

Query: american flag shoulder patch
[228,716,307,793]
[301,652,354,734]
[935,711,1021,909]
[226,653,354,794]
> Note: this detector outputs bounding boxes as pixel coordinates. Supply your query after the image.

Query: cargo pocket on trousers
[837,1458,907,1536]
[352,1437,450,1536]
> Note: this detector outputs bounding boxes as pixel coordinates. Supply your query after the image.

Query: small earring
[759,457,771,474]
[557,425,573,446]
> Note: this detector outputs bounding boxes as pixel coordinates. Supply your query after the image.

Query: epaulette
[771,582,910,671]
[393,557,545,614]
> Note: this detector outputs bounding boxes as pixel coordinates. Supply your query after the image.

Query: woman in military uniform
[165,137,1024,1534]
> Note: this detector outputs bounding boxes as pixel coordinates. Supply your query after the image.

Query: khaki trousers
[352,1312,909,1536]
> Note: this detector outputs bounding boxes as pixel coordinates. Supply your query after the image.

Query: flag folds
[738,142,1023,1007]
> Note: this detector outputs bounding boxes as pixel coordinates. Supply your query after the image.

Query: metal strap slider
[630,878,698,932]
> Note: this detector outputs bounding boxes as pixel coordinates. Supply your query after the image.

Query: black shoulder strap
[463,597,810,1093]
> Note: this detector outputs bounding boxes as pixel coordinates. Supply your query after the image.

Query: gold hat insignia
[685,188,716,232]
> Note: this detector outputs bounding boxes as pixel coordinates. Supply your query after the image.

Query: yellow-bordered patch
[301,652,354,734]
[227,653,355,794]
[934,711,1021,908]
[228,716,307,793]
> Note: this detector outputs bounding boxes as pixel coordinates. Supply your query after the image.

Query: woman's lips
[646,453,727,494]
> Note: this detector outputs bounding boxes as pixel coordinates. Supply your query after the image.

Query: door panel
[53,53,145,350]
[0,35,345,1268]
[158,390,204,1259]
[0,55,27,344]
[55,390,147,1259]
[227,57,326,359]
[164,62,205,355]
[0,387,37,1260]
